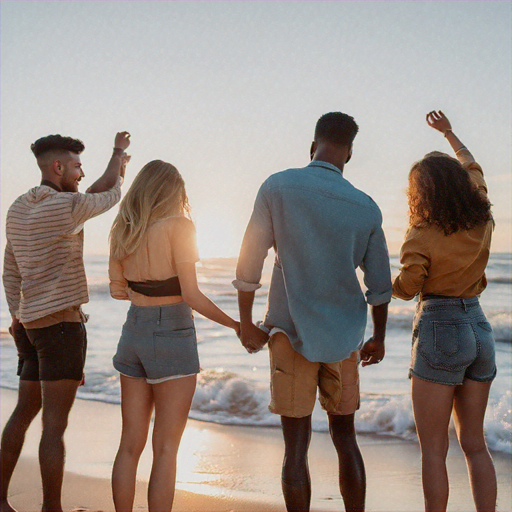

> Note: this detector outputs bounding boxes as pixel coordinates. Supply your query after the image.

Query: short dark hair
[314,112,359,146]
[30,134,85,158]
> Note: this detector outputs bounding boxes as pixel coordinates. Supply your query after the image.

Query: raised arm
[426,110,468,154]
[427,110,487,194]
[86,132,131,194]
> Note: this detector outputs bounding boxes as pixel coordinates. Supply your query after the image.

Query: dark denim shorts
[13,322,87,381]
[410,296,496,386]
[113,302,199,384]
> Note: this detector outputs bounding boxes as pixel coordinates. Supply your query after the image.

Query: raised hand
[120,153,131,178]
[426,110,452,135]
[114,131,131,150]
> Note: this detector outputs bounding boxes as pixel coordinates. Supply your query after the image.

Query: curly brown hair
[407,153,493,235]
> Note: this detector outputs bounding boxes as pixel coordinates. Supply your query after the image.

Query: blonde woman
[109,160,239,512]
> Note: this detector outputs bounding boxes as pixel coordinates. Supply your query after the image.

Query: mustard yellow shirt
[392,148,492,300]
[109,217,199,306]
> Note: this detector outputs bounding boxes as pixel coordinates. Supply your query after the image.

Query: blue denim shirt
[233,161,392,363]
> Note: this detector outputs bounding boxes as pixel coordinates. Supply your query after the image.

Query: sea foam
[186,370,511,454]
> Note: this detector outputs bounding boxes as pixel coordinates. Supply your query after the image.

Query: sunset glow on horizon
[1,1,510,259]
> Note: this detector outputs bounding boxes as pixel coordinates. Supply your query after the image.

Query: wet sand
[1,388,510,511]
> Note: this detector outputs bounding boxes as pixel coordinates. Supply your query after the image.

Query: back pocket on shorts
[422,321,477,371]
[152,327,199,369]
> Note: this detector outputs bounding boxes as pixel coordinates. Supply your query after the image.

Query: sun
[194,212,238,259]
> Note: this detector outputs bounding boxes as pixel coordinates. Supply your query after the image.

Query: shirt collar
[40,179,62,192]
[307,160,343,175]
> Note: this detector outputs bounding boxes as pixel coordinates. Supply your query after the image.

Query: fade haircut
[30,134,85,158]
[314,112,359,147]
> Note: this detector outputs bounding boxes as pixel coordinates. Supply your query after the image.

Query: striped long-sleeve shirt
[3,181,121,323]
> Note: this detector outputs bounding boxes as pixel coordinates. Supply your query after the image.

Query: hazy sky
[1,0,511,258]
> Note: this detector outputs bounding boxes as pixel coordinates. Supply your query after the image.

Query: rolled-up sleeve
[455,147,487,196]
[392,228,430,300]
[233,180,274,292]
[360,210,393,305]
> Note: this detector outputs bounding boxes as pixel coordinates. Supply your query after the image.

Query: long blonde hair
[110,160,191,259]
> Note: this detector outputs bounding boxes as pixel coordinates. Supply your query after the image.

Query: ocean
[1,254,510,454]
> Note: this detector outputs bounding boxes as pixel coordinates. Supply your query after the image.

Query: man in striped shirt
[1,132,130,512]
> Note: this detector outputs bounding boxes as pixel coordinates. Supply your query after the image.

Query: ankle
[41,502,63,512]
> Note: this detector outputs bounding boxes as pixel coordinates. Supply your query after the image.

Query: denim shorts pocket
[473,319,495,359]
[418,320,477,371]
[152,327,198,364]
[434,323,460,356]
[477,321,493,333]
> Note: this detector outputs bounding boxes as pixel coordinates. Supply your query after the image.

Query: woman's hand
[239,321,269,354]
[426,110,452,135]
[120,154,131,179]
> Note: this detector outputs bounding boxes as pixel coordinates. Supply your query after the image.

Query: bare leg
[39,379,80,512]
[0,381,42,512]
[112,376,153,512]
[280,415,312,512]
[411,376,456,512]
[328,413,365,512]
[453,379,496,512]
[148,375,196,512]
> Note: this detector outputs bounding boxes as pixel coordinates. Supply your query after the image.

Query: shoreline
[1,387,511,511]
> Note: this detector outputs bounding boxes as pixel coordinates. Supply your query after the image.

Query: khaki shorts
[268,332,360,418]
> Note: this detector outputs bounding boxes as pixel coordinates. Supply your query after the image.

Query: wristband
[113,147,125,156]
[443,129,453,137]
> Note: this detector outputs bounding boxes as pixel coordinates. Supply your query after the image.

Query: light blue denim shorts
[113,302,199,384]
[410,296,496,386]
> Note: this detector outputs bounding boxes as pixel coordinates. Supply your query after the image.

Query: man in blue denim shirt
[233,112,392,512]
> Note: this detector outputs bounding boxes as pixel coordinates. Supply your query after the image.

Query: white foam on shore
[187,370,511,454]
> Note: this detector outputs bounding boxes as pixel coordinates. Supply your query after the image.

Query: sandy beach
[1,387,510,512]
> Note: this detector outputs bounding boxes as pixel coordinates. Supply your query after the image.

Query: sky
[1,0,511,258]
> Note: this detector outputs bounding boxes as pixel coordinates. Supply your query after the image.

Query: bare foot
[0,499,17,512]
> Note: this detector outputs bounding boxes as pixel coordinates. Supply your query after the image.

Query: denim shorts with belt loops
[410,296,496,386]
[113,302,199,384]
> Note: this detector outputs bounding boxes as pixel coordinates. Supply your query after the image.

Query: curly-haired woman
[393,111,496,512]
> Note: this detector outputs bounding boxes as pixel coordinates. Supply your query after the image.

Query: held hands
[426,110,452,135]
[239,321,269,354]
[120,154,131,178]
[115,132,131,178]
[233,321,241,339]
[359,336,385,367]
[114,131,131,151]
